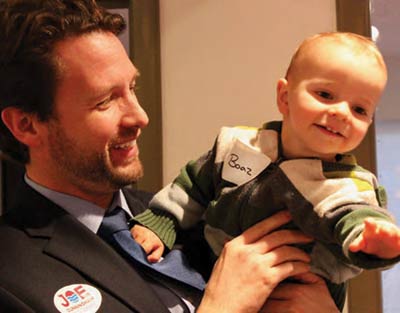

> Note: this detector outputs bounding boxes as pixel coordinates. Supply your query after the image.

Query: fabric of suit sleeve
[0,286,35,313]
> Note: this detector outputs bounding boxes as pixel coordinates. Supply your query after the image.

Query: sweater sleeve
[280,156,400,270]
[321,162,400,269]
[133,139,220,249]
[334,206,400,269]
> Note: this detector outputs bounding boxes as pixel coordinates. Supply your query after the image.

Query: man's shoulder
[0,214,34,264]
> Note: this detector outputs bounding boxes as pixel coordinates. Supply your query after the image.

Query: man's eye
[353,106,367,116]
[316,91,333,100]
[96,98,111,110]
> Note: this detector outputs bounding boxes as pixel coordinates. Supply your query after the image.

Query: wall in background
[159,0,336,183]
[372,0,400,311]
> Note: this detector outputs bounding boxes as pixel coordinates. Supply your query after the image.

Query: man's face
[277,40,387,161]
[42,31,149,199]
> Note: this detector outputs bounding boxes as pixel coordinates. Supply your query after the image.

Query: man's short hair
[0,0,126,163]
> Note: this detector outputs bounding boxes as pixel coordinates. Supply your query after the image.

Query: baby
[132,32,400,307]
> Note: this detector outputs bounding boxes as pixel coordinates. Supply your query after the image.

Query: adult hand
[197,211,313,313]
[260,272,340,313]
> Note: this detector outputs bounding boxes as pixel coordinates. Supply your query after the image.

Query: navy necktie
[97,207,206,291]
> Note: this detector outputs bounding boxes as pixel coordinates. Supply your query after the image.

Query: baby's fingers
[349,235,365,252]
[147,245,164,263]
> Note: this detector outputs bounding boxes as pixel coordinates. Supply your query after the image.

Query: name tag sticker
[222,138,271,185]
[54,284,102,313]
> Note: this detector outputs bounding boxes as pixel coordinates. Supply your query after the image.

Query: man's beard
[47,121,143,191]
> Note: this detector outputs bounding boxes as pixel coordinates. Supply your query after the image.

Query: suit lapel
[10,181,169,313]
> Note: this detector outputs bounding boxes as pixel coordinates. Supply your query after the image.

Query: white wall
[159,0,336,183]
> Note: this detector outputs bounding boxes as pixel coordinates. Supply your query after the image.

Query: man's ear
[1,107,43,148]
[276,78,289,116]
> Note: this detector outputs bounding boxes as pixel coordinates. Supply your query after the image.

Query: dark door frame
[336,1,382,312]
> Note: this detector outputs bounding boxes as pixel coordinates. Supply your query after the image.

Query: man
[0,0,340,312]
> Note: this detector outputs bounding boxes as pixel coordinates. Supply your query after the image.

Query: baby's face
[278,40,387,161]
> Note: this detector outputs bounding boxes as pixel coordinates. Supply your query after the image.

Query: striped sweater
[134,121,398,284]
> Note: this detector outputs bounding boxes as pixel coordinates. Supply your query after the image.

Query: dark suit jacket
[0,180,172,312]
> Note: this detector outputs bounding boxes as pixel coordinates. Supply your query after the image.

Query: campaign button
[54,284,102,313]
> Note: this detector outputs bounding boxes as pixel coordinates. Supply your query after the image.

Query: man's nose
[120,93,149,129]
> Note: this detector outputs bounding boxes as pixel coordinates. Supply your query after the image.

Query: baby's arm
[131,225,165,263]
[349,218,400,259]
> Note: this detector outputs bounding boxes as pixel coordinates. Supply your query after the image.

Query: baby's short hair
[284,32,386,80]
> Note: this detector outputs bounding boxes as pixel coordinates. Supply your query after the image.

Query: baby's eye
[353,106,367,116]
[316,91,334,100]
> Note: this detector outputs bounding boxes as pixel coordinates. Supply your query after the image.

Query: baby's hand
[131,224,165,263]
[349,218,400,259]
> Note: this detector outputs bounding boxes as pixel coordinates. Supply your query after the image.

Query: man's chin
[108,165,144,187]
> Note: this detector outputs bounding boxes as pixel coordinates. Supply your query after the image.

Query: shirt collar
[24,175,132,233]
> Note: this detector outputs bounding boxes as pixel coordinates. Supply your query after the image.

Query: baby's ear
[1,107,42,148]
[276,78,289,116]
